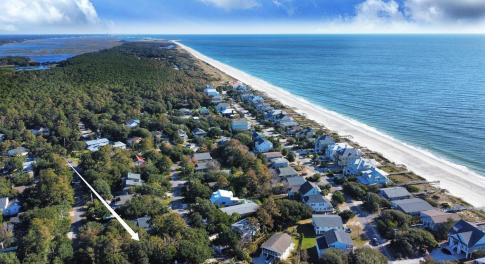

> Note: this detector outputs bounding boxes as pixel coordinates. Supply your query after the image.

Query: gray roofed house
[420,209,460,230]
[286,176,306,187]
[316,230,353,257]
[299,181,321,197]
[303,194,333,213]
[135,216,151,230]
[7,147,29,157]
[313,215,344,235]
[392,198,433,215]
[231,119,251,132]
[220,200,259,216]
[231,218,259,242]
[123,172,143,192]
[262,152,284,161]
[379,187,412,201]
[278,166,299,178]
[260,232,294,261]
[448,220,485,258]
[193,152,213,163]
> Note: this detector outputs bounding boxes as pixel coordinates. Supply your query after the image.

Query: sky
[1,0,485,34]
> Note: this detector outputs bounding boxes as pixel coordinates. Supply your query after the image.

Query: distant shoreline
[175,40,485,208]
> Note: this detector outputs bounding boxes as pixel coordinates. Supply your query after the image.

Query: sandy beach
[176,41,485,208]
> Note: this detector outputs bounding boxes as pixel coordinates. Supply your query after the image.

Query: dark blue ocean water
[173,35,485,175]
[1,35,484,175]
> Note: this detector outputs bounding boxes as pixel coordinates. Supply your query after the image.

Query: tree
[37,169,74,206]
[390,228,438,258]
[343,182,367,200]
[350,247,387,264]
[152,212,187,237]
[331,191,346,206]
[177,228,212,264]
[93,178,112,200]
[362,193,389,213]
[0,253,20,264]
[339,210,356,224]
[287,151,296,162]
[318,248,348,264]
[376,209,412,239]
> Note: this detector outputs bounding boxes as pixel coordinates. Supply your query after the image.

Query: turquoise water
[174,35,485,175]
[2,35,484,175]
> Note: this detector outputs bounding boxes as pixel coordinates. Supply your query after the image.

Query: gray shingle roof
[380,187,412,200]
[278,166,298,177]
[193,152,212,162]
[312,215,343,229]
[317,230,352,249]
[220,201,259,216]
[286,176,306,187]
[299,181,319,196]
[392,198,433,214]
[261,232,293,255]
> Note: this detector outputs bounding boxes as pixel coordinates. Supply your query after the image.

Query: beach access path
[176,41,485,208]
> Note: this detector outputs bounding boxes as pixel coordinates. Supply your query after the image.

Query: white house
[231,119,251,132]
[316,230,353,257]
[85,138,109,152]
[313,215,344,235]
[260,232,294,261]
[303,194,333,213]
[357,168,390,186]
[112,141,127,149]
[344,158,376,176]
[204,86,220,97]
[314,135,335,154]
[125,119,140,128]
[210,190,241,207]
[325,143,362,166]
[7,147,29,157]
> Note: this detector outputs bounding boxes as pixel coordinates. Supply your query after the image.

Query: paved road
[168,165,188,215]
[68,172,87,240]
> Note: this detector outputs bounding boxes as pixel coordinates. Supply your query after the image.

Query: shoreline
[175,41,485,208]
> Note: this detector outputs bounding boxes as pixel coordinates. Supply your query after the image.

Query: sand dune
[176,41,485,208]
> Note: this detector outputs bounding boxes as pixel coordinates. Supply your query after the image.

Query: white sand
[176,41,485,208]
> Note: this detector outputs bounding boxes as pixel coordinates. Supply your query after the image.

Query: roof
[136,216,151,229]
[392,198,434,214]
[193,152,212,162]
[0,197,9,209]
[85,138,109,146]
[449,220,485,247]
[299,181,319,195]
[272,157,289,164]
[380,187,412,199]
[212,189,234,198]
[220,201,259,216]
[317,230,353,249]
[312,215,343,229]
[261,232,293,255]
[286,176,306,187]
[278,166,298,177]
[421,209,460,224]
[303,194,330,205]
[263,152,283,160]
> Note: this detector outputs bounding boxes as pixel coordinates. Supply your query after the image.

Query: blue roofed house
[231,119,251,132]
[85,138,109,152]
[357,167,390,186]
[448,220,485,258]
[314,135,335,154]
[299,181,321,197]
[316,230,353,257]
[0,197,21,217]
[125,119,140,128]
[210,190,241,207]
[216,103,230,113]
[204,85,219,97]
[254,136,273,153]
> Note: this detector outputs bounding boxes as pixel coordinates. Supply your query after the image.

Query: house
[263,152,284,161]
[379,187,412,201]
[135,216,151,230]
[178,129,188,142]
[448,220,485,258]
[7,147,29,157]
[254,137,273,153]
[392,198,434,215]
[125,119,140,128]
[204,86,220,97]
[192,128,207,138]
[316,230,353,257]
[314,135,335,154]
[271,157,289,168]
[420,209,460,230]
[123,172,143,192]
[278,166,299,178]
[303,194,333,213]
[112,141,126,149]
[210,190,241,207]
[313,215,344,235]
[0,197,21,216]
[216,103,230,113]
[85,138,109,152]
[22,159,35,174]
[295,127,315,139]
[220,200,259,216]
[286,176,307,197]
[193,152,212,163]
[127,137,143,146]
[231,218,259,242]
[325,143,362,166]
[31,127,50,136]
[357,168,390,186]
[344,158,376,176]
[299,181,321,197]
[135,155,145,167]
[231,119,251,132]
[199,107,210,115]
[260,232,294,261]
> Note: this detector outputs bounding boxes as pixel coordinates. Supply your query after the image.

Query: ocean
[173,35,485,175]
[1,34,484,176]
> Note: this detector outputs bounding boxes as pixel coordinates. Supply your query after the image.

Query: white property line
[66,160,140,241]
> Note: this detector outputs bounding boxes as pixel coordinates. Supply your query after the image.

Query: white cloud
[405,0,485,23]
[273,0,296,16]
[199,0,260,10]
[0,0,99,32]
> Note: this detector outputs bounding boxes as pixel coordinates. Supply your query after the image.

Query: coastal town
[1,41,485,264]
